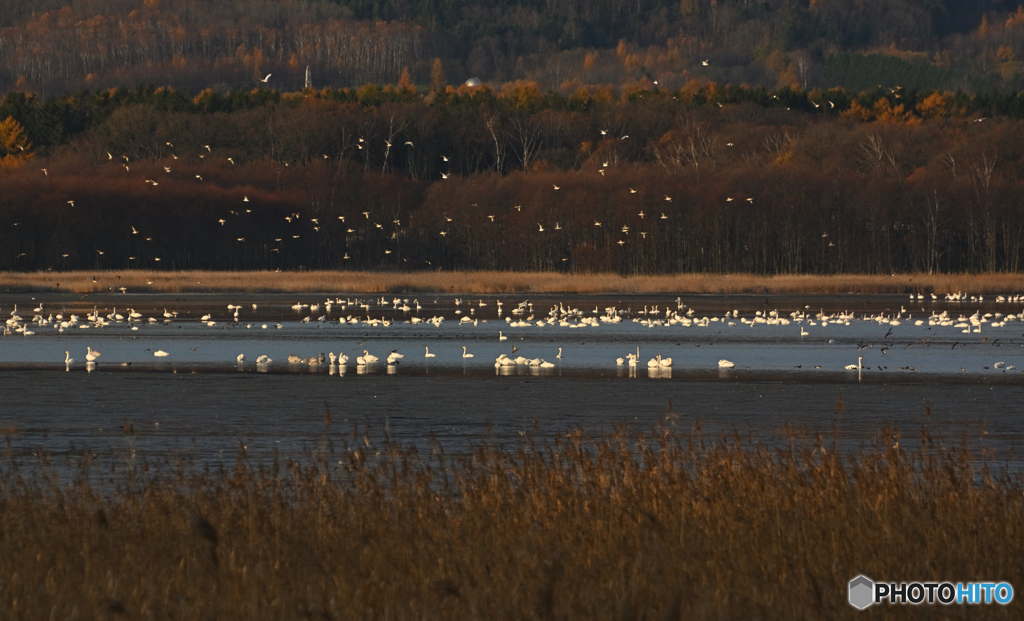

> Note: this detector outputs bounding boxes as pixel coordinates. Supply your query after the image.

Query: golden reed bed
[0,424,1020,619]
[3,270,1024,295]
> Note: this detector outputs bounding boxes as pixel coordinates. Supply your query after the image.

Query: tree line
[1,0,1024,96]
[2,81,1024,275]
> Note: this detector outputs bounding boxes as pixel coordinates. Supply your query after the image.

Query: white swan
[616,357,625,365]
[86,347,101,362]
[462,346,474,358]
[718,359,734,368]
[236,353,244,362]
[845,357,863,370]
[499,331,507,341]
[65,351,74,364]
[361,350,379,363]
[425,347,436,358]
[154,350,169,357]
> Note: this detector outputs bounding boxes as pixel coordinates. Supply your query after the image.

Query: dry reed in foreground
[3,270,1024,295]
[1,424,1022,619]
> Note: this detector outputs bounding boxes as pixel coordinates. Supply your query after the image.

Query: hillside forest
[4,0,1024,95]
[4,1,1024,274]
[2,81,1024,274]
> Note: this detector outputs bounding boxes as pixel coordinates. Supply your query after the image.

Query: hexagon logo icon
[849,575,874,610]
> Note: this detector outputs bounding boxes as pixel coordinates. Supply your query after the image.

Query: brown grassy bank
[4,270,1024,295]
[1,425,1022,619]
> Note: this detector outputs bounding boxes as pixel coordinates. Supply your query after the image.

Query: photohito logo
[849,575,1013,609]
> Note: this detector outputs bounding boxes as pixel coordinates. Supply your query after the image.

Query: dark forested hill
[4,1,1024,276]
[1,0,1024,95]
[3,82,1024,275]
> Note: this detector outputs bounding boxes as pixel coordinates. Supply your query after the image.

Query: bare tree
[509,114,541,171]
[484,114,506,174]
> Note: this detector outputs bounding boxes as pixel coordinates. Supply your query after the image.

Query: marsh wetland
[2,290,1024,462]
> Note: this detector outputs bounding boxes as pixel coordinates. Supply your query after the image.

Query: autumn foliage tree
[0,115,32,168]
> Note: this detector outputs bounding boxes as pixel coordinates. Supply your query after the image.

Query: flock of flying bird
[6,290,1024,373]
[24,129,773,268]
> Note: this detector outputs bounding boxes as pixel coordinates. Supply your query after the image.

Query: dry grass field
[1,423,1021,619]
[3,270,1024,295]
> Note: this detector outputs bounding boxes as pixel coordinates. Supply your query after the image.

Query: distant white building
[464,77,482,87]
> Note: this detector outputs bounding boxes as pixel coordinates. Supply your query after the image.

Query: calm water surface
[2,291,1022,463]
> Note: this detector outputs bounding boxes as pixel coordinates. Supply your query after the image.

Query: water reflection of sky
[1,292,1023,466]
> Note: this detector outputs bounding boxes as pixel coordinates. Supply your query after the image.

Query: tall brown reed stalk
[0,424,1021,619]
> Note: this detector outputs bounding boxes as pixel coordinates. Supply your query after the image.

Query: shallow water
[2,291,1023,462]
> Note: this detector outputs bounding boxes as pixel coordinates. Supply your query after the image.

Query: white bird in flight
[260,74,271,83]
